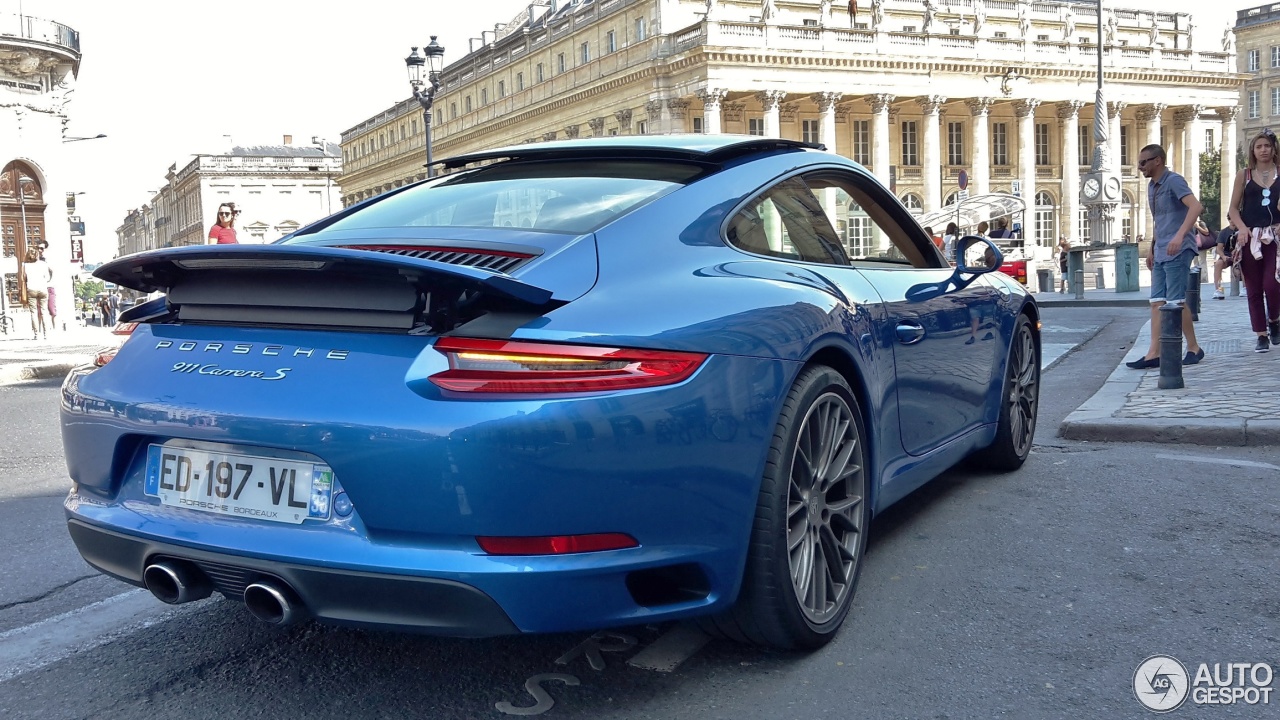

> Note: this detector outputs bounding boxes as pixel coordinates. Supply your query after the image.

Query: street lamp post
[311,136,334,215]
[1080,0,1121,249]
[406,37,445,179]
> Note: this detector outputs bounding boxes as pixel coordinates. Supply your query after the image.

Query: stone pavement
[0,323,115,385]
[1059,292,1280,447]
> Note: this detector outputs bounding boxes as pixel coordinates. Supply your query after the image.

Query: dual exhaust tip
[142,560,305,626]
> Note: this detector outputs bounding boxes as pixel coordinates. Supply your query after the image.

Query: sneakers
[1183,348,1205,365]
[1212,288,1225,300]
[1256,335,1271,353]
[1269,320,1280,346]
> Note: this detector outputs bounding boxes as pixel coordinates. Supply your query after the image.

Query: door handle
[895,322,926,345]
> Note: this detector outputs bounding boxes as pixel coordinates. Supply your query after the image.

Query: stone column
[1177,105,1205,200]
[1217,106,1238,228]
[966,98,996,196]
[1014,99,1042,247]
[588,117,606,137]
[1135,103,1166,242]
[1108,101,1128,167]
[812,92,841,151]
[666,98,690,133]
[758,90,786,138]
[918,95,946,213]
[1058,101,1086,244]
[696,88,728,134]
[644,100,665,135]
[869,94,895,190]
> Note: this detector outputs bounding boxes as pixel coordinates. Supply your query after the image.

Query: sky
[11,0,1250,264]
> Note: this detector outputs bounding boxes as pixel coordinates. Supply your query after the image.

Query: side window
[803,171,934,268]
[726,177,848,265]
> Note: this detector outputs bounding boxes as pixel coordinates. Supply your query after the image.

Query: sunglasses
[1137,157,1157,167]
[218,211,233,216]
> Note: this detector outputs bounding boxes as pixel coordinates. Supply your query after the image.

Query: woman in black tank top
[1227,130,1280,352]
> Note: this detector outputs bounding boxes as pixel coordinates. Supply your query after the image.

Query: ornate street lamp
[406,36,445,178]
[1080,0,1121,247]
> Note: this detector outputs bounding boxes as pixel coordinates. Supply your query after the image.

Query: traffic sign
[958,170,968,190]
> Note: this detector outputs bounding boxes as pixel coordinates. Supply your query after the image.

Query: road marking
[1154,453,1280,472]
[626,623,710,673]
[1041,343,1078,370]
[0,589,215,683]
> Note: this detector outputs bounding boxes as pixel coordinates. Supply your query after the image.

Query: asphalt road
[1,306,1276,719]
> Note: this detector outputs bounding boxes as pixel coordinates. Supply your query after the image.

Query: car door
[801,170,1001,456]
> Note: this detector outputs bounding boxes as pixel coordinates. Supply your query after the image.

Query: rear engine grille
[338,245,533,274]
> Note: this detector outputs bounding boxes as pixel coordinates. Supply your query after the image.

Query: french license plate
[144,445,333,524]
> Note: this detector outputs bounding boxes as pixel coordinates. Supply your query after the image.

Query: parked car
[63,135,1040,650]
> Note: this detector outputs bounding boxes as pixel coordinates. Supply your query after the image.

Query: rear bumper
[68,519,520,637]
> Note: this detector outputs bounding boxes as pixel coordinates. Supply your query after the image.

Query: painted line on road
[1154,453,1280,472]
[1041,343,1078,371]
[625,623,710,673]
[0,589,216,683]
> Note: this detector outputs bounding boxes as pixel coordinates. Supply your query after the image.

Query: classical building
[339,0,1242,257]
[117,138,342,257]
[1,12,81,331]
[1235,2,1280,148]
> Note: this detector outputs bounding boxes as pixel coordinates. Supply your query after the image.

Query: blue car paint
[62,139,1036,636]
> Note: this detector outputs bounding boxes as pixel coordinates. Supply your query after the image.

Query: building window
[1034,191,1056,244]
[498,81,505,98]
[450,103,457,119]
[1249,90,1259,119]
[607,30,617,53]
[516,73,524,91]
[901,121,919,166]
[801,119,819,144]
[1034,123,1050,166]
[693,116,704,134]
[1119,125,1129,166]
[557,53,566,74]
[1078,207,1091,244]
[536,63,544,82]
[1248,49,1260,72]
[900,193,923,213]
[1078,124,1091,165]
[852,120,870,165]
[636,120,648,135]
[1121,191,1135,241]
[992,123,1008,165]
[636,17,647,41]
[1274,87,1280,116]
[1273,46,1280,68]
[464,96,472,113]
[580,42,589,64]
[436,109,443,125]
[748,117,765,136]
[947,121,964,166]
[411,118,418,135]
[1205,128,1216,152]
[480,88,488,106]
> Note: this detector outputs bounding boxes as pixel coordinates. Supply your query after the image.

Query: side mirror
[955,235,1003,274]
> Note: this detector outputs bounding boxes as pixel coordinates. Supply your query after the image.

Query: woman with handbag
[1226,129,1280,353]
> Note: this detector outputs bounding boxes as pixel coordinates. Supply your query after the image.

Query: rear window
[321,160,705,235]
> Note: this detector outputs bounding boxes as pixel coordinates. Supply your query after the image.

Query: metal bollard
[1158,303,1185,390]
[1074,269,1085,299]
[1187,266,1201,321]
[1094,266,1106,290]
[1230,270,1241,297]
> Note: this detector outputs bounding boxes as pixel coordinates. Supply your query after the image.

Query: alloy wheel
[1007,323,1039,458]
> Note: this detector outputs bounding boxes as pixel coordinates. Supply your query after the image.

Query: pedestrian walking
[1056,236,1070,293]
[207,202,240,245]
[1225,129,1280,352]
[1127,143,1205,368]
[23,253,52,339]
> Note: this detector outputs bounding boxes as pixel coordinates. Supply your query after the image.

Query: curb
[0,359,82,386]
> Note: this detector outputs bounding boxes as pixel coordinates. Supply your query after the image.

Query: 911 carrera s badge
[170,362,291,381]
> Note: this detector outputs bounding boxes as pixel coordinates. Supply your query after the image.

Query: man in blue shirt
[1127,143,1205,368]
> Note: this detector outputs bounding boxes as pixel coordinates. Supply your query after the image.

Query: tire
[970,314,1039,471]
[699,365,870,651]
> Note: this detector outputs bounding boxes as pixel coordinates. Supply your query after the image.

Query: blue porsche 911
[63,135,1039,650]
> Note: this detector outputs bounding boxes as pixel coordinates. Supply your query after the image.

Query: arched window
[900,193,923,213]
[1121,190,1135,242]
[943,191,960,206]
[1034,191,1056,246]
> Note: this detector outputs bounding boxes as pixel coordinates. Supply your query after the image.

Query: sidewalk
[1059,292,1280,447]
[0,323,115,385]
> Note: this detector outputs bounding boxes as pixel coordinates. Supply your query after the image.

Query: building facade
[1,12,81,332]
[1235,3,1280,151]
[341,0,1243,257]
[117,139,343,257]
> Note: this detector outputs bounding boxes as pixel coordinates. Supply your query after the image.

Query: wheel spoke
[825,494,862,514]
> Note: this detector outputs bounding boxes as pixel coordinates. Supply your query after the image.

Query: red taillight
[476,533,639,555]
[93,323,137,367]
[429,337,707,393]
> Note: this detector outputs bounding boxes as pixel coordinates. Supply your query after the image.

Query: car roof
[439,134,824,170]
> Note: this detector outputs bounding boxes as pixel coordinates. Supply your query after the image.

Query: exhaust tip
[143,561,212,605]
[243,581,305,626]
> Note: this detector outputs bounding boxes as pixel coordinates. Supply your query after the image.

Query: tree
[1199,149,1221,231]
[75,278,103,303]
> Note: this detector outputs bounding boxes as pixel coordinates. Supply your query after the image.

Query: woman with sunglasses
[1226,129,1280,353]
[207,202,240,245]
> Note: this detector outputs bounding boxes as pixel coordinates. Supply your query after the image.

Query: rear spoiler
[95,244,554,306]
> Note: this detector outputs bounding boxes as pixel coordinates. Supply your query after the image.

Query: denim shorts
[1150,250,1193,304]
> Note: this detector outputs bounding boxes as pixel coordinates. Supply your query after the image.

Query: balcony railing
[0,14,80,54]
